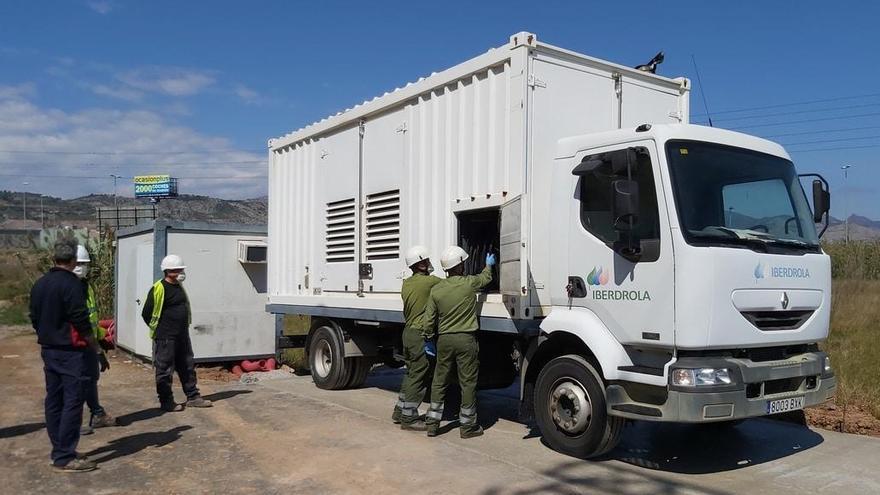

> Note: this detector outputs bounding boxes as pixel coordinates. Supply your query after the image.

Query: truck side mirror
[612,179,640,231]
[812,179,830,223]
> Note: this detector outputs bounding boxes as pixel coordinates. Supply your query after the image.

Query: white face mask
[176,272,186,283]
[73,265,88,279]
[426,262,435,275]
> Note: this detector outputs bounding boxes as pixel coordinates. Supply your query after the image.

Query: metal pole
[840,165,852,244]
[22,181,29,223]
[40,195,44,228]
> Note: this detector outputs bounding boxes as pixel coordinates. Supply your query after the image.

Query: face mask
[176,272,187,283]
[73,265,88,279]
[426,262,435,275]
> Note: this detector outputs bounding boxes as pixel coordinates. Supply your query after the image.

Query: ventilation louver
[326,198,356,263]
[365,190,400,261]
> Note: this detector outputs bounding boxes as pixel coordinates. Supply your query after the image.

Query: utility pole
[22,181,29,223]
[843,165,850,243]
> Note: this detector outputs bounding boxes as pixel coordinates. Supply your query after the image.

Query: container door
[562,142,675,348]
[361,109,407,292]
[316,125,361,293]
[134,241,155,357]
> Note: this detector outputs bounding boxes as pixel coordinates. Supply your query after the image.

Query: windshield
[665,140,819,252]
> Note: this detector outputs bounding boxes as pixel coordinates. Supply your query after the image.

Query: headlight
[672,368,733,387]
[824,356,832,373]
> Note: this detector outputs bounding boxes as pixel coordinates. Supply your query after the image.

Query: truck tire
[309,324,349,390]
[534,354,624,459]
[345,357,372,389]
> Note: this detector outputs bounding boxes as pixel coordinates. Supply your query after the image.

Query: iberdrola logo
[587,266,609,286]
[754,262,770,280]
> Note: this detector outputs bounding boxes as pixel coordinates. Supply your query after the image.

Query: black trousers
[152,336,200,404]
[41,347,88,466]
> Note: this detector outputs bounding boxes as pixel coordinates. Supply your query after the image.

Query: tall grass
[0,228,116,325]
[823,240,880,419]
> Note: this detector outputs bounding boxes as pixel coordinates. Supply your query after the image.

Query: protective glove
[485,253,497,267]
[423,340,437,358]
[98,352,110,372]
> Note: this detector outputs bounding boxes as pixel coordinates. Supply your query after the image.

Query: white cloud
[234,84,261,104]
[0,83,36,100]
[118,67,217,97]
[90,84,144,102]
[0,88,266,200]
[87,1,114,14]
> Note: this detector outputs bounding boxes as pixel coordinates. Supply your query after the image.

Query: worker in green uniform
[75,245,116,435]
[423,245,495,439]
[391,245,442,431]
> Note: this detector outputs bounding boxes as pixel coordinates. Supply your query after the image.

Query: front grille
[741,310,813,331]
[763,377,804,396]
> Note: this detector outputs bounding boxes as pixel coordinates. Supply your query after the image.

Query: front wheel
[534,354,624,459]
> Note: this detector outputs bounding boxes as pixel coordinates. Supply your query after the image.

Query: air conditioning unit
[238,240,267,264]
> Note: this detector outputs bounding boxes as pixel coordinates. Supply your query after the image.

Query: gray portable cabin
[115,220,274,362]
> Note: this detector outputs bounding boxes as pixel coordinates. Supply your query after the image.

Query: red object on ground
[240,358,278,372]
[231,365,243,377]
[241,360,262,372]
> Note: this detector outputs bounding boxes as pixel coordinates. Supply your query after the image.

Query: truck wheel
[534,354,624,459]
[345,357,372,389]
[309,324,349,390]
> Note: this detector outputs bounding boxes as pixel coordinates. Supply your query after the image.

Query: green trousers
[392,326,434,424]
[425,332,480,433]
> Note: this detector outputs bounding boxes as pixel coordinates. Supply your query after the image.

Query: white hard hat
[440,245,469,270]
[76,245,91,263]
[404,245,430,268]
[160,254,186,271]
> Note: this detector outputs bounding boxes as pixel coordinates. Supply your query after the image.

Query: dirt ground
[3,324,880,494]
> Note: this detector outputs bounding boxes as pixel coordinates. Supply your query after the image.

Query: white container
[115,220,274,361]
[267,32,689,326]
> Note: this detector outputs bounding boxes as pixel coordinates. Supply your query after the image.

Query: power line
[0,160,266,167]
[710,102,880,123]
[789,143,880,153]
[781,135,880,147]
[691,91,880,117]
[761,125,880,138]
[0,148,265,155]
[728,111,880,130]
[0,173,266,180]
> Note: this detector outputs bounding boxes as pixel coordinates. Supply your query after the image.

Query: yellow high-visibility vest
[147,280,191,339]
[86,284,105,340]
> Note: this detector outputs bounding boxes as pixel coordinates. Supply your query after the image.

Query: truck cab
[525,123,836,458]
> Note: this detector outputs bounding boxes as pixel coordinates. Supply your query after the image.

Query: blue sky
[0,1,877,219]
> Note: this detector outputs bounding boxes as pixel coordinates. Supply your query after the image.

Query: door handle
[566,276,587,299]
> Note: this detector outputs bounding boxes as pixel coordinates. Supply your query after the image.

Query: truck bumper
[606,351,837,422]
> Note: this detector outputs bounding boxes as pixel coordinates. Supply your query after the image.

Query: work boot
[426,423,439,437]
[401,419,428,432]
[160,401,181,413]
[460,425,484,439]
[91,413,117,428]
[54,457,97,473]
[186,396,213,408]
[391,405,402,424]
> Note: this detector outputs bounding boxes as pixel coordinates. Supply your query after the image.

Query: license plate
[766,396,805,415]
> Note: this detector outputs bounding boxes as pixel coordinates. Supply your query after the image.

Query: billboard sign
[134,175,178,198]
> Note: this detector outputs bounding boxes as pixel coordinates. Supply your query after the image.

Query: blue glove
[424,340,437,357]
[486,253,497,267]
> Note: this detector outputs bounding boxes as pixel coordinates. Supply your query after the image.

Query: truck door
[562,142,675,348]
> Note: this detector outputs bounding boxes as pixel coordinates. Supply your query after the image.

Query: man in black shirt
[30,239,109,472]
[141,254,212,411]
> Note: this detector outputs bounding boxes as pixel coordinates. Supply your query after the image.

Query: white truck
[266,32,836,458]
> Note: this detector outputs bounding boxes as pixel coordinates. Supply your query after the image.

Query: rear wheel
[345,357,373,388]
[534,354,624,459]
[309,324,349,390]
